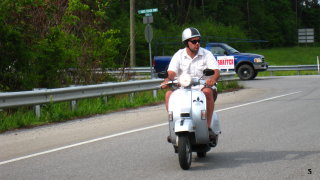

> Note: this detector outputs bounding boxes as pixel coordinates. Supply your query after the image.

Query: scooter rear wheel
[178,134,192,170]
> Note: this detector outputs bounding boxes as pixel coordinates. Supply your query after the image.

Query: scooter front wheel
[178,134,192,170]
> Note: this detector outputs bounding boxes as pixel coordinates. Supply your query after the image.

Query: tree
[0,0,120,91]
[299,0,320,42]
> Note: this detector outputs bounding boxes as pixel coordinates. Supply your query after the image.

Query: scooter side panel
[211,112,221,135]
[168,89,191,118]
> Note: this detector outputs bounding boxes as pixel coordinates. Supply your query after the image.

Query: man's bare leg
[165,90,173,111]
[202,88,214,128]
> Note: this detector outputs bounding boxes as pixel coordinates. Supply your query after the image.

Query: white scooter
[159,69,221,170]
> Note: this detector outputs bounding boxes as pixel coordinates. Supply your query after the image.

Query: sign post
[317,56,319,74]
[138,8,158,79]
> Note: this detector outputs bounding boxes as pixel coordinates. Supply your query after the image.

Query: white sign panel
[217,56,235,69]
[298,28,314,43]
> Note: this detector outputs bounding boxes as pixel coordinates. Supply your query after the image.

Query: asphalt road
[1,75,320,180]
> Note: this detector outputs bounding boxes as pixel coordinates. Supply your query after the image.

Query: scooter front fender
[174,118,195,133]
[168,119,193,145]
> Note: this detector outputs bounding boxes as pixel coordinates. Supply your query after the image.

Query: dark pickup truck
[153,43,268,80]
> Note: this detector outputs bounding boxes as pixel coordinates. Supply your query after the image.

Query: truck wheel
[252,71,258,79]
[178,134,192,170]
[238,64,255,80]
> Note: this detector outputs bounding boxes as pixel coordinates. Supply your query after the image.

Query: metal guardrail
[0,72,236,110]
[1,64,319,112]
[110,65,320,75]
[267,65,319,75]
[268,65,318,71]
[107,67,154,73]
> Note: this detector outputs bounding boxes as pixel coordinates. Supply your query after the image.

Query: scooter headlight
[179,74,192,87]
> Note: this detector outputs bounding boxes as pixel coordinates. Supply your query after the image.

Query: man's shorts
[202,85,218,102]
[212,88,218,102]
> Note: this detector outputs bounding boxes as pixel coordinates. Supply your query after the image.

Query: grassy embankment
[249,46,320,76]
[0,81,239,132]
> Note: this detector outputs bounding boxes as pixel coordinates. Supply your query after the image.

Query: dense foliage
[0,0,120,91]
[0,0,319,91]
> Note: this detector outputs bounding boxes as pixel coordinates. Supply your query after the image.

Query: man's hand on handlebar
[161,78,170,89]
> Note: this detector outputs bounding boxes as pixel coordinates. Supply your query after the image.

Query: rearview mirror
[157,71,168,78]
[203,69,214,76]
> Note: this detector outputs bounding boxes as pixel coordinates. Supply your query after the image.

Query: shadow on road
[190,150,320,171]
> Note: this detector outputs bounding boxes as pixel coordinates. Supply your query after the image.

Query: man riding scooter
[161,27,220,138]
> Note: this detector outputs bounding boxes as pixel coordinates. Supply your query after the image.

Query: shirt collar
[183,47,204,59]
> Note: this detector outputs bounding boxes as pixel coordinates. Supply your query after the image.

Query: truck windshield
[223,44,240,54]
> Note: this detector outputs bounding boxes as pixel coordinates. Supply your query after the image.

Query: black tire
[178,134,192,170]
[237,64,255,80]
[252,71,258,79]
[197,152,207,158]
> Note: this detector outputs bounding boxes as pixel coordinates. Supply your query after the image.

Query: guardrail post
[69,85,78,111]
[153,89,157,98]
[35,104,41,118]
[33,88,46,118]
[71,100,78,111]
[317,56,319,74]
[129,92,134,102]
[103,96,108,104]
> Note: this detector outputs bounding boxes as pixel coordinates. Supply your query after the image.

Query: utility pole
[130,0,135,67]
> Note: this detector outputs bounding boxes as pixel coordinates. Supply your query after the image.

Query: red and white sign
[217,56,235,69]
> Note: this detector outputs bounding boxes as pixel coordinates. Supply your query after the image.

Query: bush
[0,0,121,91]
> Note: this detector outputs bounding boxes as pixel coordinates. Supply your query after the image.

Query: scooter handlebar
[160,79,179,89]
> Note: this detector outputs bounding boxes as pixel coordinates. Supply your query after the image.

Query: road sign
[143,16,153,24]
[298,28,314,43]
[217,56,235,70]
[138,8,158,78]
[145,24,153,43]
[138,8,158,15]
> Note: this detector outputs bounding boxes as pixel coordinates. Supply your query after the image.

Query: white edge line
[216,91,302,112]
[0,91,302,166]
[0,123,167,166]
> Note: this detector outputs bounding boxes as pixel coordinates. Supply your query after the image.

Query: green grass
[248,46,320,76]
[248,46,320,65]
[0,80,241,132]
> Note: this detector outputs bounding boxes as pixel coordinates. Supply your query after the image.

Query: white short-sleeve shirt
[167,47,220,79]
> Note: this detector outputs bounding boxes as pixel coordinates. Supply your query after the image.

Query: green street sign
[138,8,158,15]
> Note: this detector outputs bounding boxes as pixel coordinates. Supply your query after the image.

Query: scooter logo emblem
[193,97,203,104]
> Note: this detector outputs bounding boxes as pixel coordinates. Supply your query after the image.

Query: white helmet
[182,27,201,42]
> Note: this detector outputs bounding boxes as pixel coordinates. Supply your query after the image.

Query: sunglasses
[189,39,201,44]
